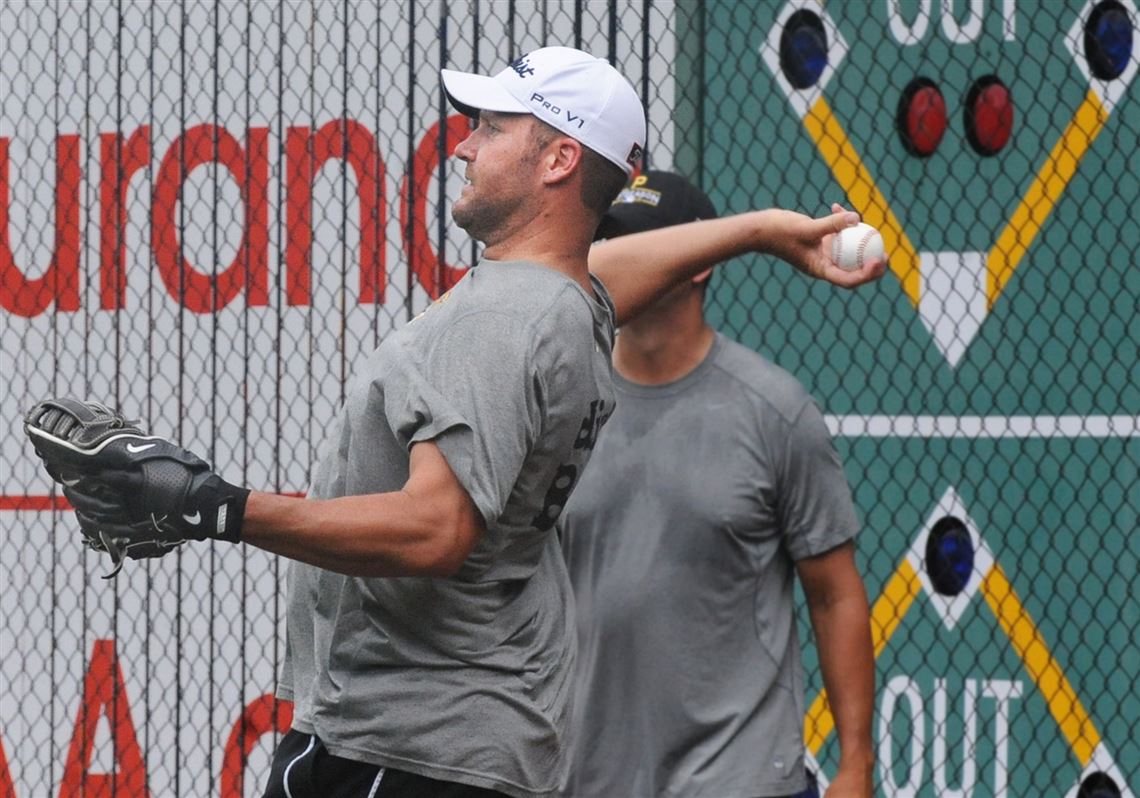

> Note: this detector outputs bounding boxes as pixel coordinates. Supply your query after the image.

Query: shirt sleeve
[383,310,541,526]
[777,397,861,561]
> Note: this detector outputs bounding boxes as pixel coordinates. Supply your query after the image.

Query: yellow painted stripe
[803,96,921,306]
[870,558,923,658]
[982,563,1100,765]
[805,559,921,753]
[987,89,1108,309]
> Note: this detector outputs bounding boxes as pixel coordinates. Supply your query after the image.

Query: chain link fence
[0,1,1136,795]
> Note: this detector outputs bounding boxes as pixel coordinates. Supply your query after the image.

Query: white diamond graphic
[1062,742,1137,798]
[905,486,996,631]
[1065,0,1140,113]
[760,0,849,119]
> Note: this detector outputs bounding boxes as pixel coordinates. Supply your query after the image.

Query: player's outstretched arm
[26,398,484,578]
[242,441,485,578]
[587,205,887,327]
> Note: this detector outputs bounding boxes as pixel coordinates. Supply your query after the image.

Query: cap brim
[440,69,529,118]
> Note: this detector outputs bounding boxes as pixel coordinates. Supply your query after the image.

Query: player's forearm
[588,211,772,326]
[810,591,876,774]
[590,207,872,326]
[241,488,481,578]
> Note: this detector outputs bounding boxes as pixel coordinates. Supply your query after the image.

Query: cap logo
[626,142,644,166]
[612,184,662,207]
[529,93,585,129]
[509,55,535,78]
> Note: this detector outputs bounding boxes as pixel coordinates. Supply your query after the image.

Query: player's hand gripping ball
[832,222,884,271]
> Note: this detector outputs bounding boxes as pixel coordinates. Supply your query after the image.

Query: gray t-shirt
[276,259,616,798]
[559,333,859,798]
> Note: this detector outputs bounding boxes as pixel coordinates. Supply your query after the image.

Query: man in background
[560,171,876,797]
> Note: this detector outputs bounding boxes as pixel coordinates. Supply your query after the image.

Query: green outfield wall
[689,2,1138,794]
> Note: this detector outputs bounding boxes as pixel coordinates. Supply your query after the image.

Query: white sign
[0,2,676,794]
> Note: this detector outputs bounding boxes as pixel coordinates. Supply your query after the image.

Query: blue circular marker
[1085,0,1133,80]
[1078,772,1122,798]
[925,516,975,596]
[780,10,828,89]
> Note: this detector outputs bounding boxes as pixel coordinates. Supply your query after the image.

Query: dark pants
[262,729,510,798]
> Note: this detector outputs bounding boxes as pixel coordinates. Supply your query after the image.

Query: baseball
[832,222,884,271]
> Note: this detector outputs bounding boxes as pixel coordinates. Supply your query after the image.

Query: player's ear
[540,136,583,186]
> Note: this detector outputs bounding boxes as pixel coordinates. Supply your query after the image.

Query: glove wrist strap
[192,474,250,543]
[215,481,250,544]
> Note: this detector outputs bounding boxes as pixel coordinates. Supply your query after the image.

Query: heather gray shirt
[559,333,859,798]
[276,260,616,798]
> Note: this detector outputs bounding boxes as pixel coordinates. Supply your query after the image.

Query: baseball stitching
[834,226,878,269]
[856,228,875,268]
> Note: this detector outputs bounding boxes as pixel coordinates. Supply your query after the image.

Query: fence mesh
[1,1,1137,795]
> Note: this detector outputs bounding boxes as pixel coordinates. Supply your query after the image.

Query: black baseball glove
[24,398,249,577]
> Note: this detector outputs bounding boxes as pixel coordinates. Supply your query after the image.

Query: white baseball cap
[441,46,646,176]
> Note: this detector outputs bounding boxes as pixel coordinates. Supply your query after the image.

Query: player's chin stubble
[452,192,516,247]
[451,201,483,239]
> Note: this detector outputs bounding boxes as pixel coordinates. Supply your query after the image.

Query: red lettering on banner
[151,124,269,313]
[0,733,16,798]
[220,695,293,798]
[99,127,151,309]
[59,639,148,798]
[285,120,386,306]
[0,135,81,317]
[400,113,471,300]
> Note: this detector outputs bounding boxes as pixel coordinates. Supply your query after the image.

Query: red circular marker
[897,78,947,157]
[966,77,1013,156]
[907,85,948,156]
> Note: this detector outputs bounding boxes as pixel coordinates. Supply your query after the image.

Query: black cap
[595,170,718,241]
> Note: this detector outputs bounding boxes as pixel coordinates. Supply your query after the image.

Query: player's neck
[613,300,714,386]
[482,210,596,295]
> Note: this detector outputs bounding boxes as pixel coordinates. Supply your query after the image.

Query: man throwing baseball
[24,48,884,798]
